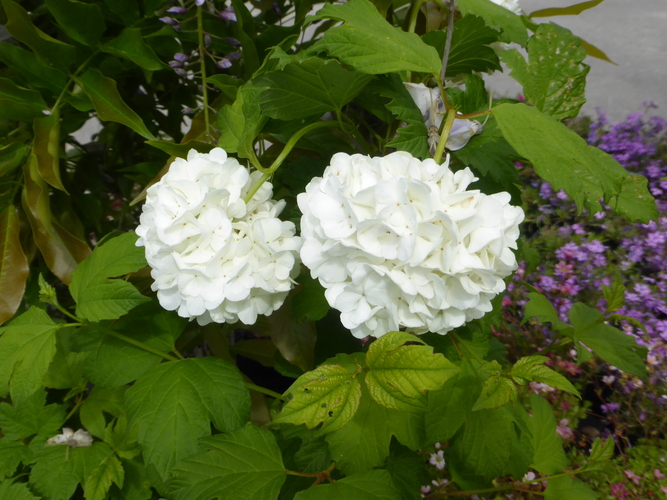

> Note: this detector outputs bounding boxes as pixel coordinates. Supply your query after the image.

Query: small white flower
[46,428,93,447]
[136,148,302,325]
[429,450,446,470]
[404,83,483,154]
[298,151,524,338]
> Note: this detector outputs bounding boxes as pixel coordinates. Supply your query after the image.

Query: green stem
[245,382,284,400]
[53,50,98,113]
[197,6,212,141]
[408,0,427,34]
[432,107,456,164]
[52,302,81,322]
[99,327,178,362]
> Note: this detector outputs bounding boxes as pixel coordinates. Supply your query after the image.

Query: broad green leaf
[103,415,141,461]
[0,143,30,177]
[293,436,331,474]
[544,476,599,500]
[125,358,250,479]
[456,0,528,45]
[502,407,533,479]
[385,448,430,500]
[69,232,149,322]
[0,389,66,440]
[0,307,58,403]
[501,24,589,120]
[0,43,67,92]
[471,375,517,411]
[511,356,580,396]
[109,458,151,499]
[75,69,156,140]
[43,338,87,390]
[275,364,362,433]
[589,437,614,463]
[373,73,429,159]
[261,297,316,371]
[83,455,124,500]
[569,303,647,377]
[259,58,373,120]
[446,74,490,114]
[294,470,402,500]
[29,443,113,500]
[44,0,106,46]
[101,0,139,25]
[218,83,268,160]
[207,74,243,99]
[1,0,76,68]
[493,103,658,222]
[526,394,567,475]
[0,480,39,500]
[103,28,165,71]
[530,0,605,18]
[308,0,441,75]
[0,205,29,324]
[80,386,127,438]
[0,77,46,121]
[33,111,66,191]
[145,140,214,158]
[291,274,330,323]
[0,439,29,479]
[168,424,286,500]
[522,291,569,330]
[615,174,659,223]
[422,16,501,76]
[365,331,460,411]
[424,361,483,444]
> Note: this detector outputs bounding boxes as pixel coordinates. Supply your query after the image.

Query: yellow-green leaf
[0,206,29,324]
[33,111,66,192]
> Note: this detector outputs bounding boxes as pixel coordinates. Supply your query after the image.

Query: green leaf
[544,476,599,500]
[293,470,402,500]
[424,361,483,444]
[511,356,580,396]
[259,58,373,120]
[0,205,29,324]
[0,439,29,480]
[83,455,125,500]
[0,143,30,176]
[0,389,66,440]
[218,83,268,160]
[1,0,76,68]
[385,448,430,500]
[422,16,501,76]
[307,0,441,75]
[589,437,614,463]
[29,443,113,500]
[0,307,58,403]
[447,74,490,114]
[168,424,286,500]
[373,73,429,159]
[80,386,127,438]
[0,77,47,121]
[0,480,39,500]
[501,24,589,120]
[526,394,567,475]
[101,0,139,25]
[44,0,106,46]
[569,303,647,377]
[102,28,165,71]
[125,358,250,479]
[109,458,151,500]
[69,232,149,322]
[33,111,66,191]
[615,174,659,223]
[75,69,156,140]
[530,0,605,18]
[0,43,67,92]
[472,375,517,411]
[291,274,330,323]
[493,103,658,222]
[456,0,528,45]
[145,140,214,158]
[365,331,460,411]
[522,291,569,330]
[275,364,362,433]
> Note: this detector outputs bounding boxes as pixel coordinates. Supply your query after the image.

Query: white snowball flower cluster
[136,148,301,326]
[298,152,524,339]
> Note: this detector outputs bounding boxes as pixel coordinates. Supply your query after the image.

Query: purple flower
[174,53,190,62]
[167,6,188,14]
[159,16,179,25]
[601,403,620,414]
[196,0,205,6]
[220,6,236,21]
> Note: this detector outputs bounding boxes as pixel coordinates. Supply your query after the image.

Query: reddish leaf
[0,205,29,324]
[33,111,66,192]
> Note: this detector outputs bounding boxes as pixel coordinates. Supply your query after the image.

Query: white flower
[298,151,524,338]
[136,148,301,325]
[46,428,93,447]
[429,450,446,470]
[404,83,483,154]
[489,0,522,15]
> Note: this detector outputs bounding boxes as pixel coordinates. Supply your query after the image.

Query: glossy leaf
[294,470,402,500]
[75,69,156,140]
[456,0,528,45]
[44,0,106,46]
[365,331,460,411]
[275,364,362,433]
[0,143,29,177]
[0,43,66,92]
[33,111,66,191]
[0,307,58,403]
[103,28,165,71]
[0,206,29,324]
[168,424,286,500]
[511,355,580,396]
[526,394,568,475]
[83,455,125,500]
[0,77,47,121]
[69,232,149,322]
[308,0,441,75]
[125,358,250,479]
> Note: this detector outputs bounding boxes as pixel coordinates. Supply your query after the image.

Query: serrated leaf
[493,103,658,223]
[386,448,430,500]
[0,439,28,480]
[29,443,113,500]
[447,74,490,114]
[526,394,567,475]
[511,356,580,396]
[589,437,614,462]
[456,0,528,45]
[44,0,106,46]
[522,291,568,329]
[275,364,362,433]
[365,331,460,411]
[422,16,501,76]
[259,58,373,120]
[0,480,40,500]
[0,206,29,324]
[291,274,330,323]
[75,69,156,140]
[472,375,517,411]
[0,307,58,403]
[79,386,127,438]
[84,455,124,500]
[102,28,165,71]
[0,77,47,121]
[125,358,250,479]
[0,389,66,440]
[501,24,589,120]
[69,232,149,322]
[602,280,625,313]
[168,424,286,500]
[293,469,402,500]
[0,43,67,93]
[544,476,599,500]
[293,438,331,474]
[569,303,647,377]
[307,0,441,75]
[218,83,268,160]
